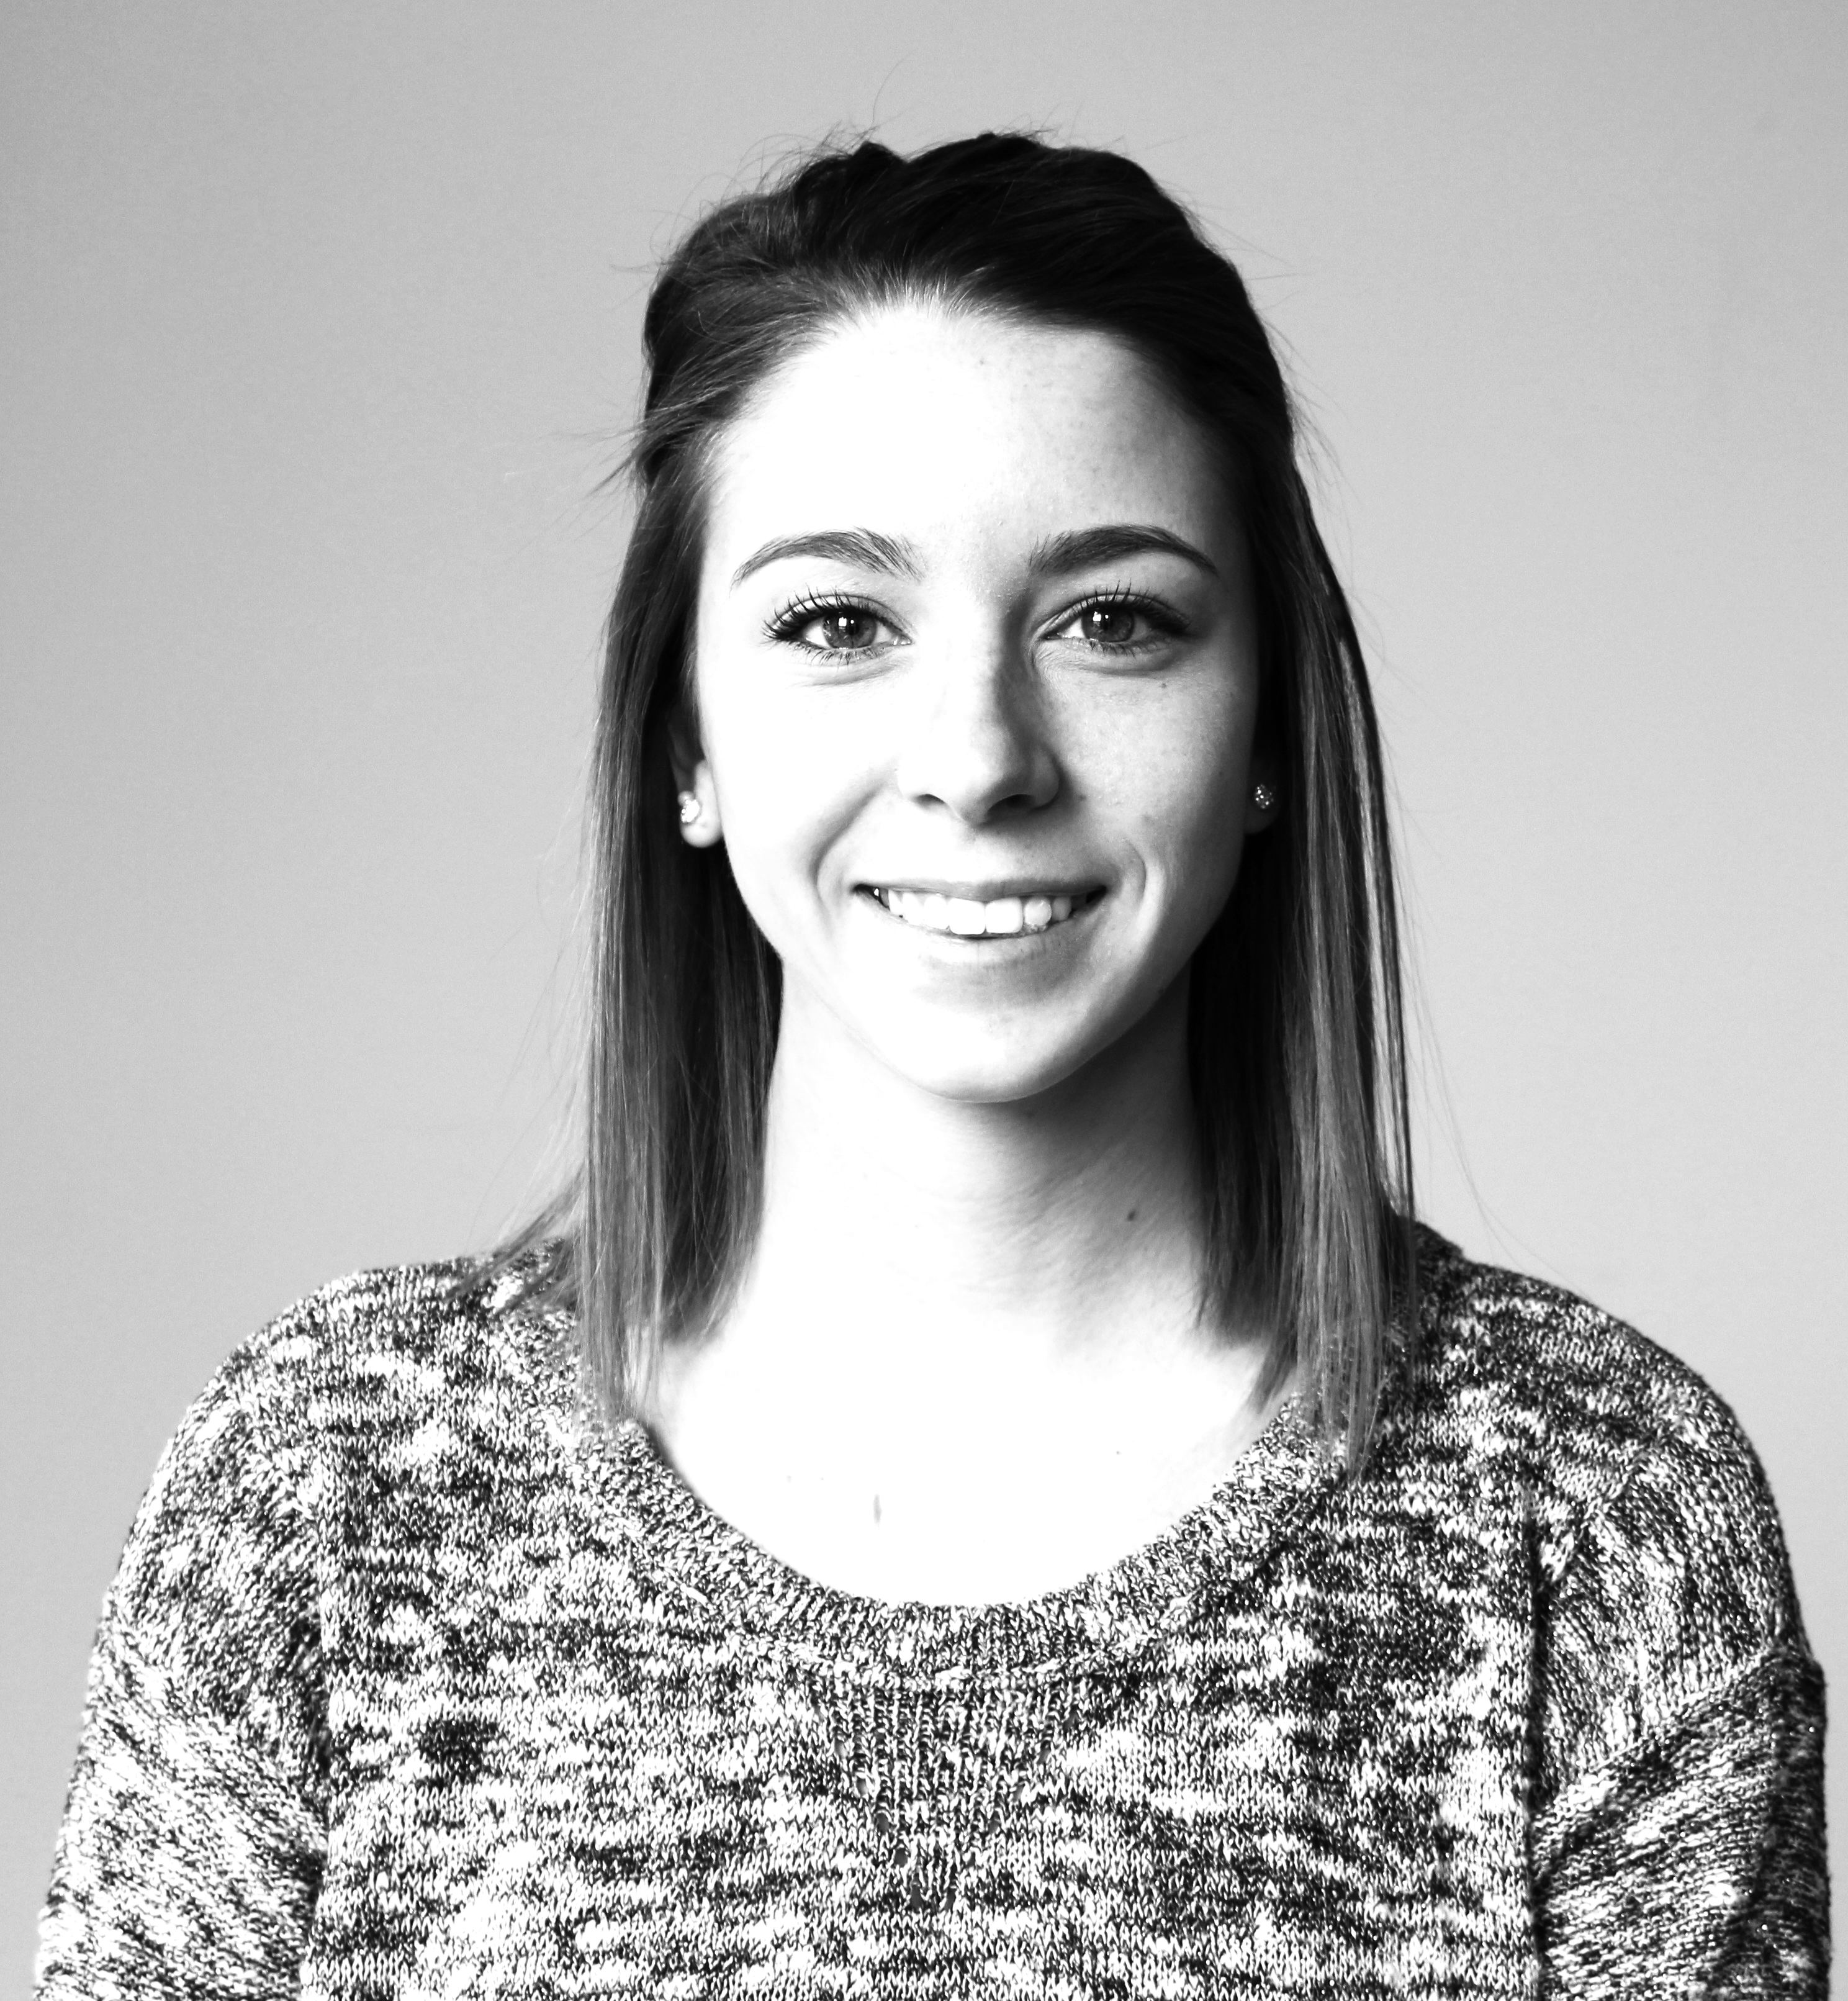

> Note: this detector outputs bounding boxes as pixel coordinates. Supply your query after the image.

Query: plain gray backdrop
[4,1,1842,1982]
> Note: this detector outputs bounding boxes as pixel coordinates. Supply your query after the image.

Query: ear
[667,701,724,849]
[1243,755,1282,834]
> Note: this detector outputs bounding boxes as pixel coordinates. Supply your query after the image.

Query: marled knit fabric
[39,1233,1827,1997]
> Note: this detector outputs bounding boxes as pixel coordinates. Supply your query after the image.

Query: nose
[893,643,1060,824]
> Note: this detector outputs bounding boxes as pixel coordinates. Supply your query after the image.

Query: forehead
[705,304,1228,562]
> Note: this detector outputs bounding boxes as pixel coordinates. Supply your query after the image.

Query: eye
[1050,593,1187,653]
[809,607,881,650]
[766,594,898,657]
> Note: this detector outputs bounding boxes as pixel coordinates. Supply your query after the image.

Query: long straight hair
[494,134,1417,1466]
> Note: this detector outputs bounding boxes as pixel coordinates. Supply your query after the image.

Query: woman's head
[538,134,1413,1463]
[685,302,1268,1106]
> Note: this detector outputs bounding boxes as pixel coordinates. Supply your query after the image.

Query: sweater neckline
[580,1388,1338,1683]
[517,1224,1458,1684]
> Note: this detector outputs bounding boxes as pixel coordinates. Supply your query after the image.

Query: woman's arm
[37,1342,327,1997]
[1531,1382,1828,1994]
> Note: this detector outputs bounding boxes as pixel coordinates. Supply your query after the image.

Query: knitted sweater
[38,1234,1828,1998]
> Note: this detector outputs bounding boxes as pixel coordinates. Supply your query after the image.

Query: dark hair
[498,132,1417,1466]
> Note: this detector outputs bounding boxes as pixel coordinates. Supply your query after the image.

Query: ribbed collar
[536,1226,1462,1686]
[583,1394,1336,1684]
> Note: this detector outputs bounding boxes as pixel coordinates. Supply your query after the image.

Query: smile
[863,886,1101,937]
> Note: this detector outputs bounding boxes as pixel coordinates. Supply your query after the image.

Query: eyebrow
[731,529,922,588]
[729,522,1220,589]
[1027,525,1221,580]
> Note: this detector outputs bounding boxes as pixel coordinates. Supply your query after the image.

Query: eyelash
[763,591,893,656]
[1062,586,1189,652]
[764,587,1188,659]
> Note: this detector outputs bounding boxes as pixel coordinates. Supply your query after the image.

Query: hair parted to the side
[492,131,1418,1468]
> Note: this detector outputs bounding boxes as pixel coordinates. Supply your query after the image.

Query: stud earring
[677,790,701,826]
[1252,780,1277,813]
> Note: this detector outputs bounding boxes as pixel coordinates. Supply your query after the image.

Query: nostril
[903,746,1060,824]
[917,787,1050,827]
[985,789,1045,820]
[893,681,1059,823]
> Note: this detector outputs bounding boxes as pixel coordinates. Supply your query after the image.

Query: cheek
[1077,679,1256,889]
[698,670,878,903]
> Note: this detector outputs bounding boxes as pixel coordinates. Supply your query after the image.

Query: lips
[862,886,1101,937]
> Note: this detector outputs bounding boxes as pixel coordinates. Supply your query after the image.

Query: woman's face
[685,302,1271,1104]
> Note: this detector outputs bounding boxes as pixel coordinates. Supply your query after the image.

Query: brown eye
[1081,603,1140,645]
[1055,595,1187,653]
[814,608,879,650]
[766,596,900,657]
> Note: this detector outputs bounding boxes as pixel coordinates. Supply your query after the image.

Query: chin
[909,1062,1086,1108]
[854,1011,1139,1108]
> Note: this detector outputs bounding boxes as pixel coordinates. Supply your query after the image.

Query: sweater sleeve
[1531,1378,1828,1997]
[36,1342,328,1999]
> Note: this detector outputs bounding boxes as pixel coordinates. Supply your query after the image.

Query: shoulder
[1406,1232,1812,1800]
[1411,1230,1797,1622]
[194,1245,574,1458]
[117,1249,575,1624]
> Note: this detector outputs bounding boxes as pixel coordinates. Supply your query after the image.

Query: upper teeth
[872,889,1078,936]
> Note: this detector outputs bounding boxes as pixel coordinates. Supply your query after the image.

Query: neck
[719,978,1215,1392]
[645,977,1282,1603]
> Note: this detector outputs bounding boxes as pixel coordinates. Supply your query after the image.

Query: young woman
[39,135,1826,1997]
